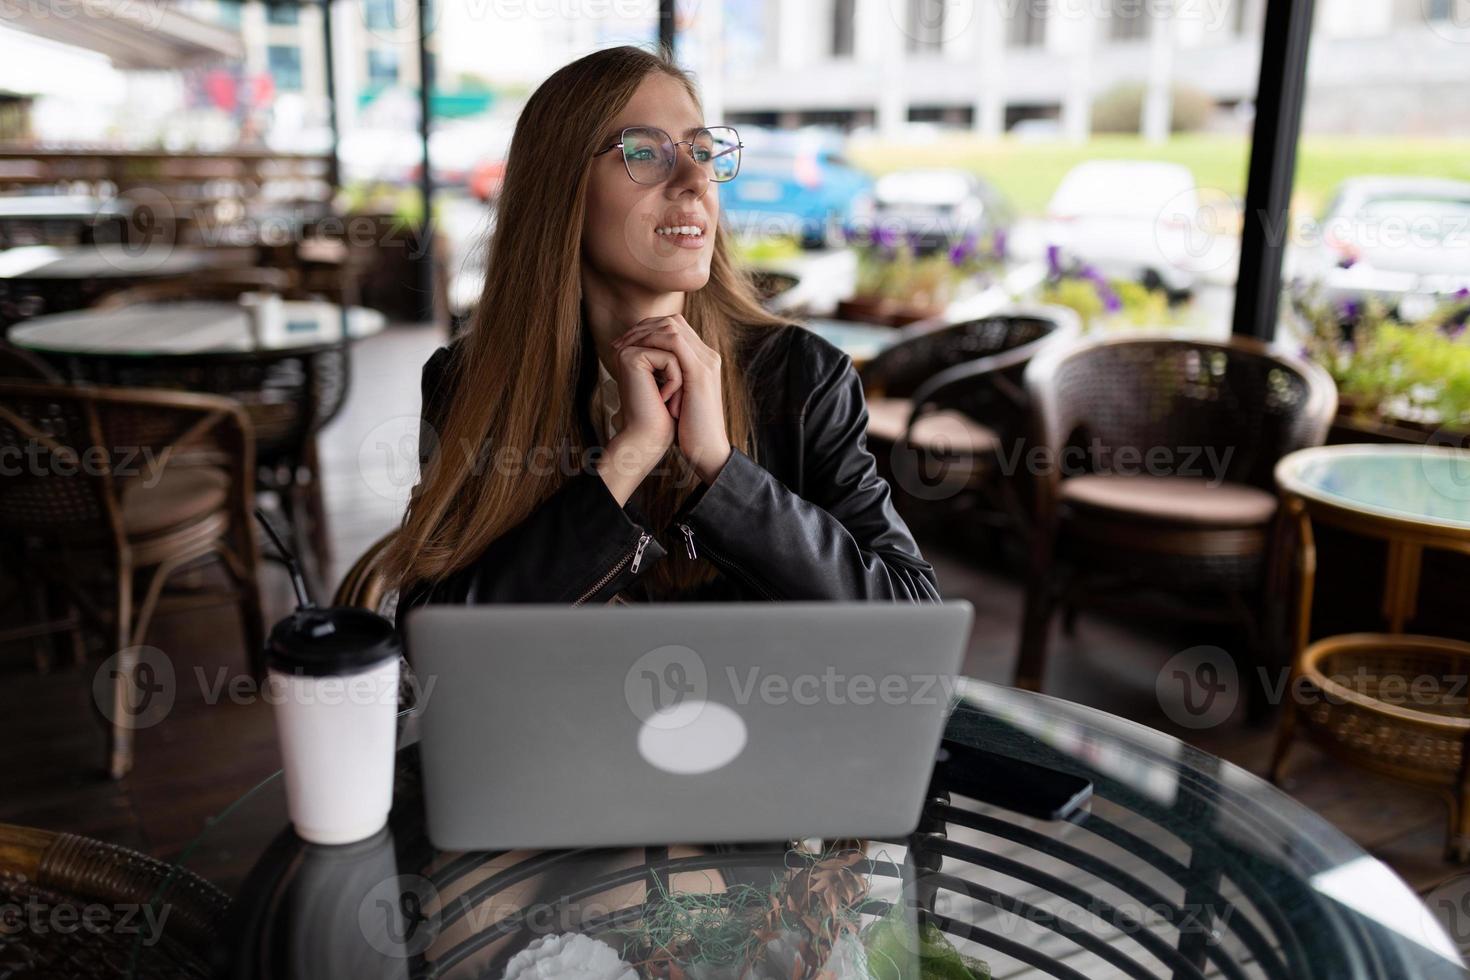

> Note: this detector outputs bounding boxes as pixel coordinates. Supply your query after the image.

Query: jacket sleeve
[394,347,667,631]
[669,345,942,602]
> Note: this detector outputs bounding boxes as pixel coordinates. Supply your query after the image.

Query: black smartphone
[933,739,1094,822]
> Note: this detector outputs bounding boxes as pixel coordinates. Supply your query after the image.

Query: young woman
[382,46,940,970]
[386,44,939,614]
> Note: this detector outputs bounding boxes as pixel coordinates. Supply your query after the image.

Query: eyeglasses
[594,125,743,185]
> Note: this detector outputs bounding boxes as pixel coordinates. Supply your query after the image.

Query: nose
[665,142,707,199]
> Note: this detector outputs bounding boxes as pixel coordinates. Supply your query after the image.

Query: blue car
[719,127,872,250]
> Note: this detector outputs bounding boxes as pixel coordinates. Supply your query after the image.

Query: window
[1109,0,1150,41]
[265,2,298,25]
[1007,1,1047,47]
[905,0,945,54]
[365,0,396,31]
[832,0,855,58]
[268,45,302,91]
[367,48,399,86]
[214,0,240,27]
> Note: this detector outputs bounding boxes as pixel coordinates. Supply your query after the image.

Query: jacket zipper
[676,522,778,600]
[573,531,651,606]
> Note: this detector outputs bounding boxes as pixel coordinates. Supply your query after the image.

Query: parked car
[847,168,1013,253]
[719,127,872,250]
[1037,160,1203,296]
[1288,176,1470,321]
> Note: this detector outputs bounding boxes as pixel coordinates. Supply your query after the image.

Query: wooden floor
[0,322,1462,934]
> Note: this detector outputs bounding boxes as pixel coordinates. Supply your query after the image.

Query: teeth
[656,225,704,236]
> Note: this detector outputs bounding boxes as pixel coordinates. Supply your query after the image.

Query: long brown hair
[384,44,793,597]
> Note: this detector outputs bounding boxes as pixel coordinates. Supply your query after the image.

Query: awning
[2,0,243,70]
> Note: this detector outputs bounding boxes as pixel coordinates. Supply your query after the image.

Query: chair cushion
[119,466,231,537]
[1060,474,1277,527]
[866,398,999,455]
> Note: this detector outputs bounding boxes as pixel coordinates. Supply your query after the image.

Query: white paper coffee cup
[267,607,403,846]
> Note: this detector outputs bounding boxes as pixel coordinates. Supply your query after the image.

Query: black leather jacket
[395,317,940,627]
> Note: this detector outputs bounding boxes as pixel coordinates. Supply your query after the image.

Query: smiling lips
[654,214,708,250]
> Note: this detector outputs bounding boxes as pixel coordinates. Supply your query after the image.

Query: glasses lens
[620,127,673,185]
[698,127,741,182]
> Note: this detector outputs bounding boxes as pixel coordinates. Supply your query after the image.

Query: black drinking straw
[254,508,316,609]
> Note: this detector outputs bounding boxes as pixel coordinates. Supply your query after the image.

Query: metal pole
[658,0,676,57]
[1231,0,1316,340]
[319,0,341,192]
[415,0,437,324]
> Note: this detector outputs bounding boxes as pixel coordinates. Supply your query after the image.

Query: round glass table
[1275,444,1470,633]
[146,679,1465,980]
[1270,445,1470,859]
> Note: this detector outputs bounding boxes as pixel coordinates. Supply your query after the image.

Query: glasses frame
[593,125,744,185]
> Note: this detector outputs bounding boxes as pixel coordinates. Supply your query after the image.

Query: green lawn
[848,134,1470,218]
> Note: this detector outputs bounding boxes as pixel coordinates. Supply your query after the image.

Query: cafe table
[8,298,384,364]
[137,679,1465,979]
[0,243,262,326]
[800,317,904,370]
[1270,444,1470,859]
[9,299,386,592]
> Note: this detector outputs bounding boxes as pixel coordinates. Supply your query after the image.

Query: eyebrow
[608,124,706,140]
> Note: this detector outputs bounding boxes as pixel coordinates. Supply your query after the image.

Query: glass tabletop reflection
[1276,444,1470,533]
[155,680,1466,980]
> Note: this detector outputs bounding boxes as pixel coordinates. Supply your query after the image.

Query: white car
[1288,176,1470,321]
[1038,160,1206,296]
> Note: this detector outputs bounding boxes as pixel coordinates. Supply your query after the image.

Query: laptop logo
[637,700,748,775]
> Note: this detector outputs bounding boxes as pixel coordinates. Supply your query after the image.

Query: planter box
[835,296,943,328]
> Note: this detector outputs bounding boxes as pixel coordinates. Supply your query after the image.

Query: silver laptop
[405,601,974,851]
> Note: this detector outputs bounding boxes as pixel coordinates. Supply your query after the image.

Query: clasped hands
[596,314,733,506]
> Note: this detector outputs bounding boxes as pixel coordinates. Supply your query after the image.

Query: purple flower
[1100,285,1123,313]
[991,228,1008,261]
[1340,299,1362,322]
[947,236,973,267]
[1046,244,1062,278]
[1455,287,1469,300]
[1079,263,1108,288]
[874,225,901,250]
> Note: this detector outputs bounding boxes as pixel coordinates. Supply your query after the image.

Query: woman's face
[582,73,718,298]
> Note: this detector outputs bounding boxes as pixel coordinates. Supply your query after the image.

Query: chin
[640,262,711,294]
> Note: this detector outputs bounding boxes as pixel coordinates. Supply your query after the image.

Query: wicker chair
[0,338,63,381]
[89,266,295,309]
[1013,334,1337,704]
[43,340,350,601]
[859,307,1080,537]
[0,822,229,978]
[0,381,265,778]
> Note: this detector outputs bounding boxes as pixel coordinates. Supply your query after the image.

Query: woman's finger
[622,344,681,399]
[613,315,709,358]
[619,329,715,386]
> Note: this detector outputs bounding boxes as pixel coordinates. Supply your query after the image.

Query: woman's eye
[693,148,712,162]
[628,148,656,161]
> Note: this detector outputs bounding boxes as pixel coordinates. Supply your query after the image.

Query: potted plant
[1290,282,1470,442]
[1038,245,1176,332]
[837,228,1004,327]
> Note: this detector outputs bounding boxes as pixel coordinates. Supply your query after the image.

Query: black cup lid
[266,606,402,677]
